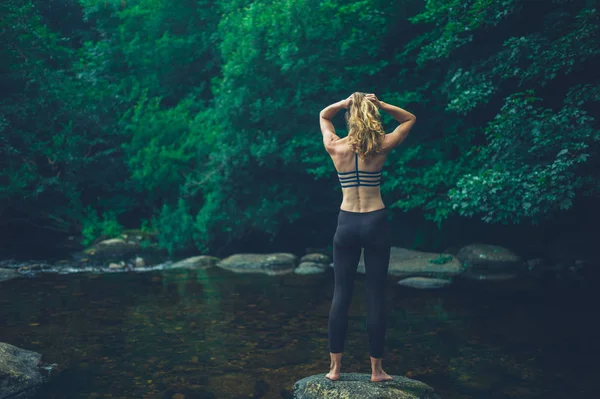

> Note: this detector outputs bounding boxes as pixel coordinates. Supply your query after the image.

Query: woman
[319,92,416,382]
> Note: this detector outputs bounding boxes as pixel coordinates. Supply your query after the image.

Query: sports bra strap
[337,153,383,188]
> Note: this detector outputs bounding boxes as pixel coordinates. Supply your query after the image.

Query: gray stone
[457,244,523,279]
[397,277,453,289]
[218,253,297,275]
[357,247,462,278]
[169,256,219,270]
[0,342,48,399]
[299,253,331,265]
[0,268,20,283]
[293,373,439,399]
[294,262,327,275]
[82,237,141,261]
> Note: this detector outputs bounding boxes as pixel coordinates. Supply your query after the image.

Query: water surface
[0,267,597,398]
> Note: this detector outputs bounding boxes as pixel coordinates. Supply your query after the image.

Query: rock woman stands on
[319,92,416,382]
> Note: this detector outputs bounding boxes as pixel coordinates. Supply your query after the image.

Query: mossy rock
[0,268,20,283]
[81,238,141,261]
[293,373,439,399]
[218,253,298,275]
[0,342,48,399]
[357,247,462,278]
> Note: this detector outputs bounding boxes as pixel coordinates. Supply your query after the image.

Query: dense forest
[1,0,599,260]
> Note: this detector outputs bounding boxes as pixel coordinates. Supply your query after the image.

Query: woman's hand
[365,93,381,108]
[341,95,353,109]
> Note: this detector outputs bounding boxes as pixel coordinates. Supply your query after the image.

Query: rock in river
[0,268,20,283]
[81,237,141,261]
[0,342,53,399]
[357,247,462,278]
[293,373,439,399]
[299,253,331,265]
[169,255,220,269]
[218,253,297,275]
[294,262,328,275]
[397,277,453,289]
[457,243,523,280]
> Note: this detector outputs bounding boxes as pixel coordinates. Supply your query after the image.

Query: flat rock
[357,247,462,278]
[218,253,297,275]
[294,262,327,275]
[0,342,46,399]
[299,253,331,264]
[397,277,453,289]
[0,268,20,283]
[169,256,219,269]
[293,373,439,399]
[457,244,523,279]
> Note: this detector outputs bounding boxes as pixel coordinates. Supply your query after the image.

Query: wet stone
[169,255,219,269]
[0,268,20,283]
[293,373,440,399]
[0,342,51,399]
[294,262,327,275]
[357,247,462,278]
[457,243,523,275]
[218,253,297,275]
[397,277,453,289]
[299,253,331,264]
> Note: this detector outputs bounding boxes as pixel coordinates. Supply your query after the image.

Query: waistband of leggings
[339,207,386,215]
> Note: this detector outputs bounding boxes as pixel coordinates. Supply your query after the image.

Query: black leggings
[328,208,391,358]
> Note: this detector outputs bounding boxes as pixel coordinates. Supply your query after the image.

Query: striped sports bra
[337,153,383,188]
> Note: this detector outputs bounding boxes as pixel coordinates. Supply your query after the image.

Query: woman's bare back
[328,137,388,213]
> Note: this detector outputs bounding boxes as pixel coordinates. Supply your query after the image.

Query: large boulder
[356,247,462,278]
[457,244,523,280]
[0,269,20,283]
[293,373,439,399]
[0,342,52,399]
[81,237,141,261]
[218,253,298,275]
[169,256,220,270]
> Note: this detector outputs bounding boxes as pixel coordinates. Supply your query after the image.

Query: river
[0,266,598,398]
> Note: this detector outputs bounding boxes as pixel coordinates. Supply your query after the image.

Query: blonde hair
[345,92,385,158]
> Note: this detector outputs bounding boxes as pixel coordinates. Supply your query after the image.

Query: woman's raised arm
[319,96,351,152]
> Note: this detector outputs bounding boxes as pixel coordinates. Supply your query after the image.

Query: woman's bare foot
[325,353,342,381]
[371,370,393,382]
[370,356,393,382]
[325,369,341,381]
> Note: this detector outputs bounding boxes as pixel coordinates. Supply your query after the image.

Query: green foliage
[428,254,454,265]
[449,88,600,223]
[408,0,520,65]
[154,199,196,256]
[404,0,600,223]
[1,0,130,234]
[81,208,124,246]
[2,0,599,255]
